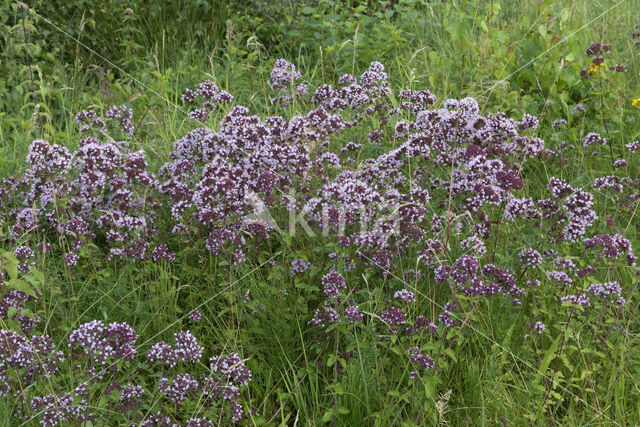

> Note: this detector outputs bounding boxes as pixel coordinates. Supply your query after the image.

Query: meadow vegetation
[1,0,640,425]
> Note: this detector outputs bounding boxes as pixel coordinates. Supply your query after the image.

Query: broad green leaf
[8,278,38,298]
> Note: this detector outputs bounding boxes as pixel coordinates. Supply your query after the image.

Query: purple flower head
[152,244,176,262]
[322,271,346,298]
[68,321,106,359]
[583,233,634,261]
[593,176,622,192]
[233,248,246,266]
[434,265,451,283]
[159,373,199,405]
[613,159,627,169]
[393,289,416,304]
[67,320,138,364]
[583,132,606,147]
[548,177,573,199]
[547,270,573,286]
[187,418,213,427]
[572,104,586,114]
[181,88,198,102]
[626,141,640,152]
[345,305,363,323]
[577,266,595,278]
[587,281,623,304]
[586,42,603,56]
[198,80,220,100]
[380,307,406,325]
[147,341,177,367]
[119,384,144,409]
[291,258,311,276]
[408,347,434,369]
[561,293,591,307]
[438,310,457,327]
[64,252,79,266]
[271,59,301,90]
[210,352,252,386]
[14,245,34,260]
[173,330,203,363]
[415,316,439,333]
[188,310,202,322]
[452,255,479,285]
[519,113,539,130]
[146,332,203,367]
[554,257,575,270]
[520,248,542,268]
[309,307,339,327]
[140,413,173,427]
[32,393,88,426]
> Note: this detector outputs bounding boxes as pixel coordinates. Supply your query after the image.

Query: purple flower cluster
[547,271,573,286]
[408,346,434,370]
[188,309,202,322]
[3,129,160,265]
[380,307,406,326]
[1,58,639,419]
[584,234,636,265]
[181,80,233,122]
[1,289,41,333]
[0,315,252,425]
[270,58,306,105]
[147,330,203,367]
[69,320,138,364]
[587,281,624,305]
[520,248,542,268]
[322,271,347,298]
[344,305,363,323]
[393,288,415,304]
[32,393,90,426]
[205,353,252,422]
[152,244,176,262]
[561,293,591,307]
[291,258,311,276]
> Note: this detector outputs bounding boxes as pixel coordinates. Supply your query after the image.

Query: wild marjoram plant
[0,57,639,424]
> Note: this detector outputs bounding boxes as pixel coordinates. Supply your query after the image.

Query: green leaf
[23,272,43,294]
[2,251,19,279]
[443,348,458,363]
[327,354,336,367]
[7,278,38,298]
[322,409,335,423]
[338,357,346,369]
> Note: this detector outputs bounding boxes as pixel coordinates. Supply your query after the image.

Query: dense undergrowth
[1,0,640,425]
